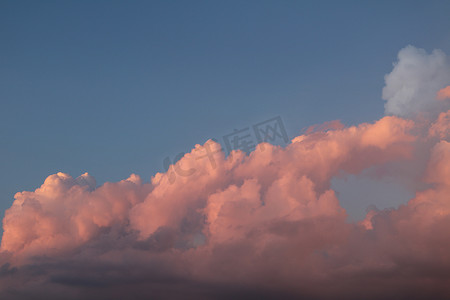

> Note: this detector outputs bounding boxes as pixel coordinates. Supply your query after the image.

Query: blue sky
[1,0,450,221]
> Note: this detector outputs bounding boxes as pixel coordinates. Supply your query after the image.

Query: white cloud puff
[383,45,450,117]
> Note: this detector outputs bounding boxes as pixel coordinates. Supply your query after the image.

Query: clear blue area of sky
[1,1,450,222]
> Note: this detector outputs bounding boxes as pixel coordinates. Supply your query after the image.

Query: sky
[2,0,450,219]
[1,1,450,299]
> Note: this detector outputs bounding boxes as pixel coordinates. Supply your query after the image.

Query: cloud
[382,45,450,117]
[437,86,450,101]
[429,110,450,139]
[1,46,450,299]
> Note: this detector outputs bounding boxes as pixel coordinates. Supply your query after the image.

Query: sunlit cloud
[437,85,450,101]
[1,46,450,300]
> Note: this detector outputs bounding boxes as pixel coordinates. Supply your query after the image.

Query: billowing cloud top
[437,85,450,101]
[383,45,450,117]
[1,46,450,300]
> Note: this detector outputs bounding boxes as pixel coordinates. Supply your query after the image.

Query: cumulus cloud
[437,86,450,101]
[1,46,450,300]
[383,45,450,117]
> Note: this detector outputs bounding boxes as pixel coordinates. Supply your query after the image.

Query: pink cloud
[429,110,450,139]
[3,110,450,299]
[4,44,450,300]
[437,86,450,100]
